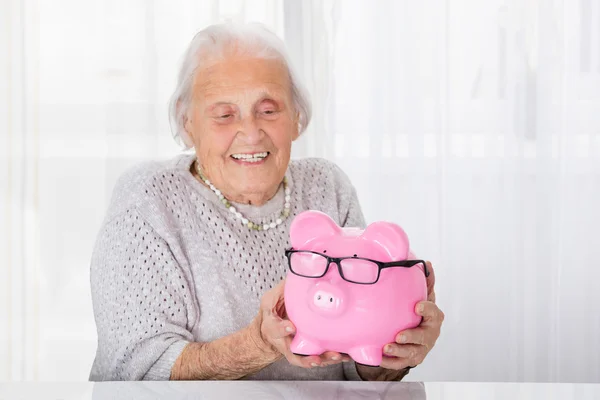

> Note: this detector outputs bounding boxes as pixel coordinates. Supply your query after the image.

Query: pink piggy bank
[284,210,429,367]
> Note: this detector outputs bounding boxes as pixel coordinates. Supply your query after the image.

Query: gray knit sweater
[89,153,368,381]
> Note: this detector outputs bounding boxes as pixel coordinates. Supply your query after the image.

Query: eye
[257,99,280,118]
[259,108,278,117]
[209,104,236,122]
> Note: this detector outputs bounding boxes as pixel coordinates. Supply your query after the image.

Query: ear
[181,129,195,148]
[290,210,340,248]
[291,111,301,141]
[178,100,196,148]
[359,221,410,260]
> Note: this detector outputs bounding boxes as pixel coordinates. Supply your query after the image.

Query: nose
[313,290,338,309]
[237,116,263,145]
[308,282,346,317]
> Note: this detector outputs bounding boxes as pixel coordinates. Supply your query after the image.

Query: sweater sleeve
[89,208,195,381]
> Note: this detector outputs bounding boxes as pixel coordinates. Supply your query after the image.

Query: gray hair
[168,22,312,149]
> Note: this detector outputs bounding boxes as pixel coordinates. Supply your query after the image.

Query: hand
[253,280,351,368]
[379,261,444,370]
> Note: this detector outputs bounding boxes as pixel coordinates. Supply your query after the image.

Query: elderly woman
[89,22,443,382]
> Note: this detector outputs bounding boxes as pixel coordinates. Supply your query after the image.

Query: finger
[383,343,423,359]
[294,350,350,368]
[290,354,323,368]
[281,340,324,368]
[320,351,341,362]
[319,351,350,364]
[333,352,352,363]
[261,282,289,320]
[284,347,349,368]
[395,327,427,346]
[274,334,328,369]
[272,290,287,317]
[379,355,413,371]
[293,353,324,368]
[383,346,426,369]
[415,301,444,325]
[260,313,326,368]
[264,319,296,340]
[260,281,284,311]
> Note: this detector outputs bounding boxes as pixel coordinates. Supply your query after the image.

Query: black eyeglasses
[285,249,429,285]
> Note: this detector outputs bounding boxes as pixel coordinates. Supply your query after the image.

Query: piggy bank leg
[290,334,325,356]
[348,345,383,367]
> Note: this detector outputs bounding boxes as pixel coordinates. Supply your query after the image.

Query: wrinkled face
[184,52,299,204]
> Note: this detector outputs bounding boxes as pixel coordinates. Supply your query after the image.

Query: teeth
[231,152,268,161]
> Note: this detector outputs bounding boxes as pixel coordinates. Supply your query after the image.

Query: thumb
[263,313,295,340]
[425,261,436,302]
[261,280,288,318]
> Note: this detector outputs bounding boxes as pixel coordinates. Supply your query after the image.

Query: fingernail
[418,304,425,313]
[385,345,393,354]
[311,362,319,367]
[399,335,407,343]
[285,326,293,333]
[331,355,340,361]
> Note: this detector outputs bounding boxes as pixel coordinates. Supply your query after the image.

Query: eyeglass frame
[284,248,430,285]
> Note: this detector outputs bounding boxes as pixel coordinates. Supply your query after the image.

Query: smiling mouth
[230,152,270,163]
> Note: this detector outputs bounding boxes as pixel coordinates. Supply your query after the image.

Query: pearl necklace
[194,161,291,231]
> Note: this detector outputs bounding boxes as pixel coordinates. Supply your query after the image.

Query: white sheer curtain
[1,0,599,382]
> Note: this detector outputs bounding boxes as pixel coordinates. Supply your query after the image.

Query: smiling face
[184,51,300,205]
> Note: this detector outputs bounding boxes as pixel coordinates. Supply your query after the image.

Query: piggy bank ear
[359,221,410,260]
[290,210,341,248]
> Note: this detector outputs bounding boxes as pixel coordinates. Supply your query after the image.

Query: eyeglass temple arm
[386,259,430,278]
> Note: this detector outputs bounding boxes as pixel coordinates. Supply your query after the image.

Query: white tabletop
[1,381,600,400]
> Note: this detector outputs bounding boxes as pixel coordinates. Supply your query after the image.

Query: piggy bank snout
[308,283,347,317]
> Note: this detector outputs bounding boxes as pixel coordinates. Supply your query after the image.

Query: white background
[1,0,599,383]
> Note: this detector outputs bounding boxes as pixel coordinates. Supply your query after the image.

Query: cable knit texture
[89,153,367,381]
